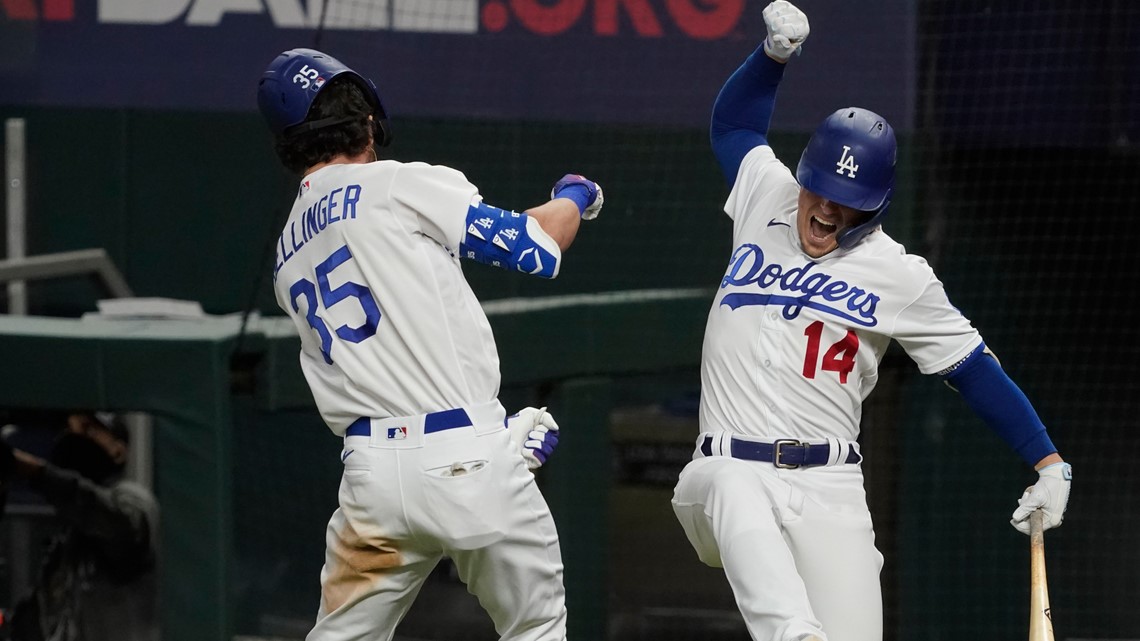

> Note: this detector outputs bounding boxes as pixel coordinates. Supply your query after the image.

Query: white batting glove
[506,406,560,470]
[762,0,810,62]
[581,185,603,221]
[1010,462,1072,535]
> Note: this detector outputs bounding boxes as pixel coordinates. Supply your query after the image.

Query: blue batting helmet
[257,48,392,146]
[796,108,896,249]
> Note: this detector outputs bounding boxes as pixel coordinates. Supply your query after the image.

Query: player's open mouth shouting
[796,189,871,258]
[809,213,837,241]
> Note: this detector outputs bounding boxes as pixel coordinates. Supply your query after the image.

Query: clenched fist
[763,0,810,62]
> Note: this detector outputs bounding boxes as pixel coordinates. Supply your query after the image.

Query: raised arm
[711,0,808,187]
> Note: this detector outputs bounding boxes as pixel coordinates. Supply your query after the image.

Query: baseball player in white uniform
[671,3,1072,640]
[257,48,603,641]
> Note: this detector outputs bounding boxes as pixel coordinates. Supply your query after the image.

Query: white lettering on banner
[321,0,390,30]
[836,146,859,178]
[392,0,476,33]
[186,0,262,25]
[89,0,746,36]
[264,0,309,27]
[98,0,189,24]
[95,0,475,31]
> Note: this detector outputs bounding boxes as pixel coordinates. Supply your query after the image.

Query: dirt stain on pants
[322,516,402,613]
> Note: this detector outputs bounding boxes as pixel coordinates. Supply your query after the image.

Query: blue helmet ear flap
[835,199,890,249]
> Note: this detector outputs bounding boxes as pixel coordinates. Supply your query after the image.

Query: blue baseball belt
[346,407,473,438]
[699,435,862,469]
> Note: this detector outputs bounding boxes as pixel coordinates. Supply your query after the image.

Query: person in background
[0,411,159,641]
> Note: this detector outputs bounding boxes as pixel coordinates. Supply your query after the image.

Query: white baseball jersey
[272,160,501,435]
[700,145,983,442]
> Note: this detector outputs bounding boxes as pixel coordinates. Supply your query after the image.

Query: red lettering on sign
[43,0,72,20]
[509,0,586,36]
[595,0,662,37]
[482,1,510,32]
[1,0,37,20]
[492,0,744,38]
[666,0,742,40]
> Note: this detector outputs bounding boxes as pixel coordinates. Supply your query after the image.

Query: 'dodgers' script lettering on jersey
[718,243,881,327]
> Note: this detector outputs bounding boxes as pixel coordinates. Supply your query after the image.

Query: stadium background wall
[1,2,1138,640]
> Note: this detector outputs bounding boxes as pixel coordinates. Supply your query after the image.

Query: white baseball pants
[307,402,567,641]
[672,454,883,641]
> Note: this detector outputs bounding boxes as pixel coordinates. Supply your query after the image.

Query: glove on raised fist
[1010,462,1072,534]
[506,406,560,470]
[762,0,810,62]
[551,174,604,220]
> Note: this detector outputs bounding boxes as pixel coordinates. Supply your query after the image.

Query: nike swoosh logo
[341,449,355,463]
[767,218,790,228]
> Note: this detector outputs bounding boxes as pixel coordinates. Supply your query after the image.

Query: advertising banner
[0,0,914,130]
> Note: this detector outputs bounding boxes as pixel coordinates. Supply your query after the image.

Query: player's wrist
[549,174,603,220]
[1033,452,1064,471]
[762,37,792,63]
[553,184,593,216]
[1037,461,1071,480]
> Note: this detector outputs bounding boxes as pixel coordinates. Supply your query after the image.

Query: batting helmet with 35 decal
[257,48,392,147]
[796,107,896,249]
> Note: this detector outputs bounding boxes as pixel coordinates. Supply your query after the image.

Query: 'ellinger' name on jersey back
[272,160,503,435]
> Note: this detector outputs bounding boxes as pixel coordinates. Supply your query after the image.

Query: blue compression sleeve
[710,45,787,188]
[943,345,1057,466]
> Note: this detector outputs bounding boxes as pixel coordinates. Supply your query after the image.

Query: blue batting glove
[551,174,604,220]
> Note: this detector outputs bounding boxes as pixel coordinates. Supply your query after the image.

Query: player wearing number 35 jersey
[258,48,602,641]
[671,3,1071,641]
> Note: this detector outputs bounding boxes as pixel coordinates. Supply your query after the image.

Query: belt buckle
[773,439,802,469]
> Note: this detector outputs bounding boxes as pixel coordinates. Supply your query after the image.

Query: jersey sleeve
[891,259,984,375]
[389,162,480,251]
[723,146,799,227]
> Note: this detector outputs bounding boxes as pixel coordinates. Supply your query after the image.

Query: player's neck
[304,147,377,177]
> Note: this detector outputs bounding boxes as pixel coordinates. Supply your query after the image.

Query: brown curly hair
[273,78,375,174]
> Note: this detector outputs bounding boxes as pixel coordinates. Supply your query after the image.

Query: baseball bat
[1029,510,1054,641]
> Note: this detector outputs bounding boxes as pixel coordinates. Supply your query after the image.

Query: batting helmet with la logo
[796,107,896,249]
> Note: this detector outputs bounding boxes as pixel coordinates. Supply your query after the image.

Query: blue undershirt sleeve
[710,46,787,188]
[942,345,1057,466]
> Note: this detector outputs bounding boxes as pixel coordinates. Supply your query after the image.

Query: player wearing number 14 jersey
[671,3,1071,641]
